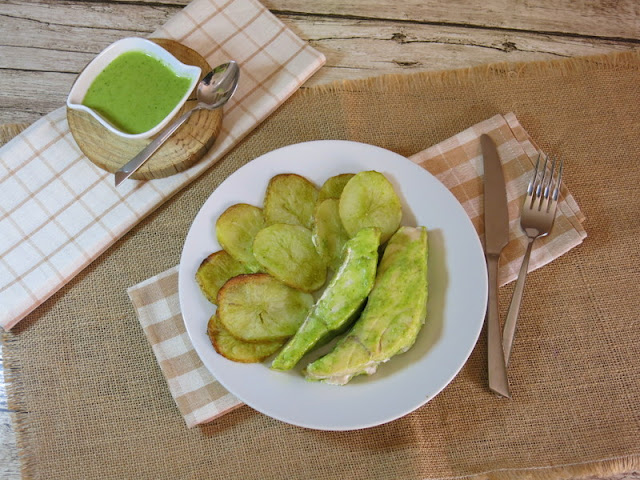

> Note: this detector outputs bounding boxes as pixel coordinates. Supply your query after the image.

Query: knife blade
[481,134,511,398]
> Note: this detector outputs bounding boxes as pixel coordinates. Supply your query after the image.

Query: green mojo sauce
[82,50,193,134]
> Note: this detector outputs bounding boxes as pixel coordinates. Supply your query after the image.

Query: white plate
[179,140,487,431]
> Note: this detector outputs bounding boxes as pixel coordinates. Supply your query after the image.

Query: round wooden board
[67,39,222,180]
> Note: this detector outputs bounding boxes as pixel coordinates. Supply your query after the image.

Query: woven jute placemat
[3,50,640,480]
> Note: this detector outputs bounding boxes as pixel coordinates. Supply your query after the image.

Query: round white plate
[179,140,487,431]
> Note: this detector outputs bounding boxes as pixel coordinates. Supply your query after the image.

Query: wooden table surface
[1,0,639,478]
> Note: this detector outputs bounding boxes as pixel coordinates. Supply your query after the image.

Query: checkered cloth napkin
[127,113,586,428]
[0,0,326,331]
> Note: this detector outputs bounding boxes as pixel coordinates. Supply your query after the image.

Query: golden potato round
[215,203,264,272]
[207,315,284,363]
[263,173,318,229]
[195,251,251,305]
[217,273,314,342]
[312,199,350,271]
[317,173,354,203]
[253,224,327,292]
[339,170,402,243]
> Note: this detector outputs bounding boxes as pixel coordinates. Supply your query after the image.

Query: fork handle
[503,236,535,366]
[487,254,511,398]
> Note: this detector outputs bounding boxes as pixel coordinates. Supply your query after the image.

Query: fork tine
[528,154,540,196]
[535,155,549,199]
[536,155,549,211]
[544,156,556,199]
[526,154,540,209]
[552,157,564,202]
[543,156,557,212]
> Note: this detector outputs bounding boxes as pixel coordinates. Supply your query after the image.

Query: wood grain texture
[67,39,222,179]
[264,0,640,39]
[1,1,639,124]
[1,1,639,478]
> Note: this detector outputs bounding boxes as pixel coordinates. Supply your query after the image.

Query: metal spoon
[114,61,240,187]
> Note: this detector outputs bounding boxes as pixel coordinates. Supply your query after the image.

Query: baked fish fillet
[305,226,428,385]
[271,227,381,371]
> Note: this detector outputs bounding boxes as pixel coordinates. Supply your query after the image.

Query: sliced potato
[263,174,318,229]
[195,251,252,305]
[215,203,264,272]
[253,224,327,292]
[339,171,402,243]
[312,199,350,271]
[317,173,355,203]
[217,273,314,342]
[207,314,284,363]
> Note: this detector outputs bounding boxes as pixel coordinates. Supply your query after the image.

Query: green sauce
[82,50,193,134]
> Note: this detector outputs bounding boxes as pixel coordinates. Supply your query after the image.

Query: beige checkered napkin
[128,267,242,428]
[0,0,326,331]
[128,113,586,428]
[410,112,586,286]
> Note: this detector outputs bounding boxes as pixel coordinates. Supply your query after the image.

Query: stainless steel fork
[503,154,563,365]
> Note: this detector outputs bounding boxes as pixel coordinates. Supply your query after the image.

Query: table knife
[481,134,511,398]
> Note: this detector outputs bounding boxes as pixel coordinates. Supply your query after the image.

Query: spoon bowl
[197,61,240,108]
[114,61,240,186]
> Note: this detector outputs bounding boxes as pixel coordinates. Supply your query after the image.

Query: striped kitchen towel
[0,0,326,331]
[411,112,586,286]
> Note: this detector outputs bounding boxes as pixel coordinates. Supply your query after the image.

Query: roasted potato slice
[196,251,252,305]
[312,199,350,271]
[317,173,355,203]
[263,174,318,229]
[253,224,327,292]
[207,314,284,363]
[217,273,314,342]
[339,171,402,243]
[215,203,264,272]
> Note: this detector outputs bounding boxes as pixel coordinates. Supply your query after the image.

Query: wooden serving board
[67,39,222,180]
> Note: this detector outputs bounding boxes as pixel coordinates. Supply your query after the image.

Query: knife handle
[486,254,511,398]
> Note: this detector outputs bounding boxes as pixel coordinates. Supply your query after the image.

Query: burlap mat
[3,50,640,480]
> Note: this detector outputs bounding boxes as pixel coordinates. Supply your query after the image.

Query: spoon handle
[114,107,197,187]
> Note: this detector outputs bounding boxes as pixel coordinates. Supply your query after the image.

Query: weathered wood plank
[31,0,639,40]
[264,0,640,40]
[0,46,95,73]
[1,9,637,124]
[0,70,75,123]
[0,0,174,50]
[292,16,638,80]
[0,353,20,478]
[0,0,638,123]
[0,0,177,32]
[0,411,20,478]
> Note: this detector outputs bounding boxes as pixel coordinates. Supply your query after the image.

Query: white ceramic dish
[66,37,201,139]
[178,140,488,431]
